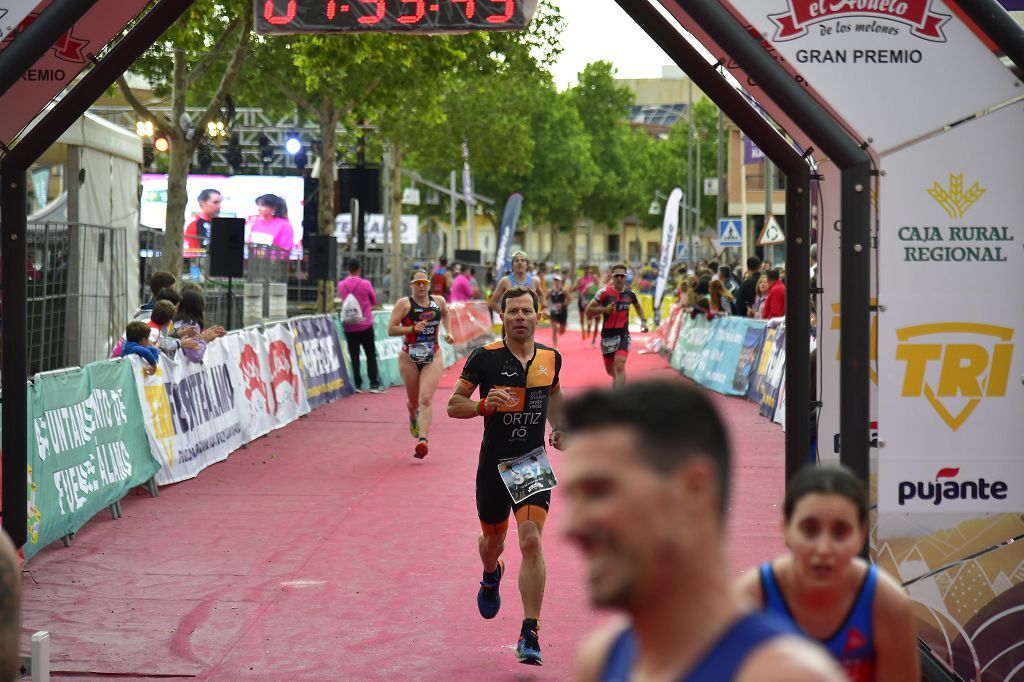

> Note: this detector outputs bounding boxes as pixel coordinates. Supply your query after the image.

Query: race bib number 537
[498,446,557,504]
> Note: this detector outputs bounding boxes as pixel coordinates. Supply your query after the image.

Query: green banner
[25,359,159,562]
[344,309,456,387]
[674,313,714,378]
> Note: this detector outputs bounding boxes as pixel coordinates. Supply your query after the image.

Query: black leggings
[344,327,380,388]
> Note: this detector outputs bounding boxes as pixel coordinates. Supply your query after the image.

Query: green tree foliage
[566,62,649,228]
[119,0,252,273]
[403,3,567,230]
[646,98,721,233]
[239,30,469,308]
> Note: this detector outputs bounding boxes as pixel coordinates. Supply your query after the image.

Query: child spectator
[173,288,209,363]
[150,300,199,358]
[122,321,159,375]
[180,282,227,342]
[111,286,181,358]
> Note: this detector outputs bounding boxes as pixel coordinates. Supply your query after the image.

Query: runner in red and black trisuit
[387,270,455,459]
[585,264,648,388]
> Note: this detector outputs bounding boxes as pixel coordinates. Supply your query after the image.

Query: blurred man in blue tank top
[561,381,845,682]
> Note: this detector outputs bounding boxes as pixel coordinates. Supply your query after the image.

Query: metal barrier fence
[291,247,410,310]
[137,236,425,325]
[1,222,131,375]
[140,234,290,330]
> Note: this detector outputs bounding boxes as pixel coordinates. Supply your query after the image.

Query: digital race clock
[255,0,538,34]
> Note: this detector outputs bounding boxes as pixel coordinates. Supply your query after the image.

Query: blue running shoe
[515,623,542,665]
[477,559,504,619]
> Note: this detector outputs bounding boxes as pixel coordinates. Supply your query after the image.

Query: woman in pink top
[247,194,295,257]
[574,268,595,341]
[449,268,476,303]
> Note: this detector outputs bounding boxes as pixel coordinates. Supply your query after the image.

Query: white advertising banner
[654,188,682,319]
[134,338,247,486]
[334,213,420,245]
[724,0,1020,150]
[877,102,1024,513]
[0,0,151,147]
[247,323,311,434]
[0,0,45,41]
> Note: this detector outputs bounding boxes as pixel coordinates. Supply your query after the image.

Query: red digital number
[264,0,297,25]
[327,0,336,19]
[357,0,386,23]
[398,0,425,23]
[452,0,475,19]
[486,0,513,23]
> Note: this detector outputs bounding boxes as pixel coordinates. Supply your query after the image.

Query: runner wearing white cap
[387,270,455,459]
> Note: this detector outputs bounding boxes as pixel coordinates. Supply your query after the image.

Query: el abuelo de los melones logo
[898,466,1009,507]
[769,1,950,48]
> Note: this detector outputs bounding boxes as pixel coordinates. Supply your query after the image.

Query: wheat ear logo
[927,173,985,219]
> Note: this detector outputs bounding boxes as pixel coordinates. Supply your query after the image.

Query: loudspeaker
[455,249,482,265]
[338,166,381,214]
[208,217,245,278]
[305,235,337,281]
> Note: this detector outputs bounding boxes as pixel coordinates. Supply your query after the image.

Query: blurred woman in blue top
[736,465,919,682]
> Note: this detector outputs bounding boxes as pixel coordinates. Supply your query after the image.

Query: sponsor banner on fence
[24,359,159,562]
[692,317,768,396]
[748,325,779,403]
[647,304,684,355]
[672,313,713,376]
[734,323,767,396]
[758,326,787,420]
[135,341,246,486]
[292,316,353,408]
[233,325,310,440]
[665,304,685,353]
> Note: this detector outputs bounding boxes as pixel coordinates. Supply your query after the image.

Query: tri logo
[894,323,1014,431]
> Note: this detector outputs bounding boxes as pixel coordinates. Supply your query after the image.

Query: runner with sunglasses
[585,264,648,388]
[388,270,455,459]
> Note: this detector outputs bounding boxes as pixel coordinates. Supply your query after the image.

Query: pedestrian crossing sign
[718,219,742,247]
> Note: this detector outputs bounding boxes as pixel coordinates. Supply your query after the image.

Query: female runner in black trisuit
[387,270,454,459]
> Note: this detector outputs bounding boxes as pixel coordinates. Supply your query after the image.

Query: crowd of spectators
[111,270,227,371]
[673,255,787,321]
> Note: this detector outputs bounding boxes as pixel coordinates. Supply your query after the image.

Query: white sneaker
[369,384,386,394]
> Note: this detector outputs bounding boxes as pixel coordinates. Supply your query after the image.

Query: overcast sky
[550,0,676,89]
